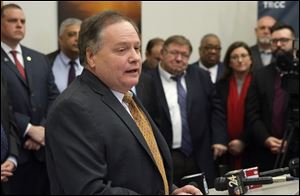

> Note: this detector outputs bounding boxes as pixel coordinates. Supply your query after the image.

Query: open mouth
[125,68,139,74]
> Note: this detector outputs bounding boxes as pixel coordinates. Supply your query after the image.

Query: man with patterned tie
[1,3,59,195]
[140,35,228,187]
[47,18,83,93]
[1,75,19,194]
[46,11,201,195]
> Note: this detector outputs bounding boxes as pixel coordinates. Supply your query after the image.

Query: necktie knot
[10,50,17,56]
[171,74,183,82]
[123,92,133,104]
[10,50,27,81]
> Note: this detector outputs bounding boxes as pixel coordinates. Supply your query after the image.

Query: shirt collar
[59,51,80,67]
[159,63,186,81]
[1,42,22,55]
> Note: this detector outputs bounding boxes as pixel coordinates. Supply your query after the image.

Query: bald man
[251,15,277,70]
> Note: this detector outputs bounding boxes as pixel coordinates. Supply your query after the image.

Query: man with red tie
[1,3,59,195]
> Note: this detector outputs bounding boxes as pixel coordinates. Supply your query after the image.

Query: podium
[208,180,299,195]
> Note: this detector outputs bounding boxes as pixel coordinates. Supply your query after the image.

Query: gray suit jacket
[46,69,174,194]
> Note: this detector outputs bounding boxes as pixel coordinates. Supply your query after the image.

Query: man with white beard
[251,15,276,70]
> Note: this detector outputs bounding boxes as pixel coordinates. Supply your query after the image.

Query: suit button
[32,107,36,112]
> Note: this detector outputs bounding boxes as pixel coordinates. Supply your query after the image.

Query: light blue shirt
[52,51,83,93]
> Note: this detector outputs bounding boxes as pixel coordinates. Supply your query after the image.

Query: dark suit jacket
[250,45,264,71]
[1,76,19,163]
[47,50,60,67]
[1,46,59,162]
[246,63,296,171]
[190,61,225,82]
[45,69,174,195]
[143,65,227,186]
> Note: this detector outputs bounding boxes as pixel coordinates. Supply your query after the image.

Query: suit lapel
[21,46,34,89]
[1,48,27,86]
[81,70,156,164]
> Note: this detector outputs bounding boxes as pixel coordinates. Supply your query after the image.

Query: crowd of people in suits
[1,3,298,195]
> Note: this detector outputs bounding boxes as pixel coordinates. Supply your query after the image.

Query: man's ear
[86,47,96,68]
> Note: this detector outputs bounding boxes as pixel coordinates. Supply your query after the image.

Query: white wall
[4,1,58,54]
[4,1,257,62]
[142,1,257,63]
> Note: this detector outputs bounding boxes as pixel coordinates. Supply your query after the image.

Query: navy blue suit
[142,65,227,187]
[1,45,59,194]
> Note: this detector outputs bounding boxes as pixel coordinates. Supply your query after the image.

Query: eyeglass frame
[271,38,294,45]
[230,53,250,62]
[164,49,190,59]
[200,45,222,52]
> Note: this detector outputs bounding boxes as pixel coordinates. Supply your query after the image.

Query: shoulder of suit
[21,45,47,57]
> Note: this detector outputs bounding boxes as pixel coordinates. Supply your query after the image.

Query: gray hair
[78,11,140,66]
[59,18,82,36]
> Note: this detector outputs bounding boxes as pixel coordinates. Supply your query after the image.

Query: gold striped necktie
[123,92,169,195]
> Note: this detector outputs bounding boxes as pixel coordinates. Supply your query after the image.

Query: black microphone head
[289,158,299,177]
[214,177,227,191]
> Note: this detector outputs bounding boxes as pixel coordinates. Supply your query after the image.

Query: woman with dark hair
[216,41,253,171]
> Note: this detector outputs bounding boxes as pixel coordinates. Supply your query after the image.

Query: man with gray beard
[251,15,276,70]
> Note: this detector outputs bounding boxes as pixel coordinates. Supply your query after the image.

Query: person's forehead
[3,7,25,18]
[272,29,293,37]
[203,37,220,45]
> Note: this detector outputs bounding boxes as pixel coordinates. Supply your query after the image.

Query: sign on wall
[258,1,299,37]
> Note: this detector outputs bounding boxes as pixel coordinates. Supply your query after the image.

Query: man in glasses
[250,15,277,70]
[246,22,298,172]
[142,35,228,188]
[190,34,224,83]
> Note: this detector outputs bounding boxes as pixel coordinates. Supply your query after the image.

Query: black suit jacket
[1,76,19,163]
[250,45,264,71]
[46,69,174,194]
[245,63,297,171]
[143,65,227,186]
[47,50,60,67]
[1,46,59,162]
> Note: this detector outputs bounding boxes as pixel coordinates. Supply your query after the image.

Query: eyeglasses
[230,54,249,62]
[271,38,293,44]
[201,45,222,51]
[165,50,190,59]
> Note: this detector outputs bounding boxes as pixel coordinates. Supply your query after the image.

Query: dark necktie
[171,75,193,156]
[68,61,76,85]
[123,92,169,194]
[1,124,9,163]
[272,73,287,138]
[10,50,27,81]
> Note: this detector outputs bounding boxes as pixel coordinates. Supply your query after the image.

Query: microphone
[215,176,297,193]
[181,173,209,195]
[260,158,299,177]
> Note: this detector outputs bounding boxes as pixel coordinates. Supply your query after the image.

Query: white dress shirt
[52,51,83,93]
[158,65,187,149]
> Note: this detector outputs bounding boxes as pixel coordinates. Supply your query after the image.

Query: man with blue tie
[141,35,228,187]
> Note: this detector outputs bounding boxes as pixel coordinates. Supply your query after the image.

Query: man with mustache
[250,16,277,70]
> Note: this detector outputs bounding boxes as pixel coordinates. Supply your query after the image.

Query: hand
[27,125,45,146]
[24,138,42,151]
[1,160,16,182]
[228,139,245,156]
[265,136,285,154]
[212,144,227,160]
[171,184,202,195]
